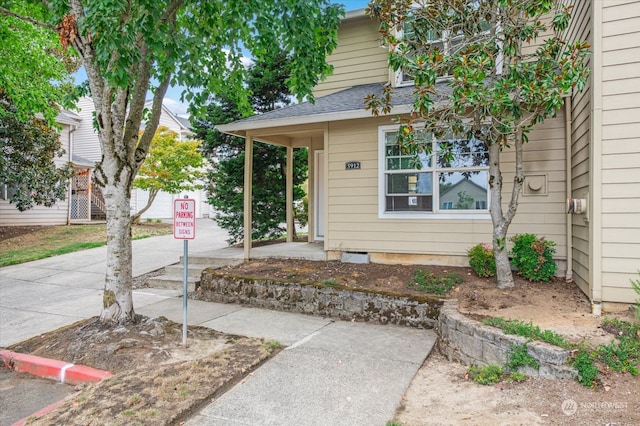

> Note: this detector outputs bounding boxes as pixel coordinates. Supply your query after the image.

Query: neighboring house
[216,3,640,309]
[0,109,90,226]
[73,97,211,220]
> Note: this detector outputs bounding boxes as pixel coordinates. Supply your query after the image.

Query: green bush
[467,243,496,277]
[510,234,557,282]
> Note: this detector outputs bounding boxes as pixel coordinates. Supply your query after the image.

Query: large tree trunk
[99,159,136,323]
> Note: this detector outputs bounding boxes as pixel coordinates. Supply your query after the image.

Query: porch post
[244,135,254,260]
[286,145,294,242]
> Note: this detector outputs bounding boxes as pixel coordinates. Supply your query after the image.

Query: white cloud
[162,97,189,117]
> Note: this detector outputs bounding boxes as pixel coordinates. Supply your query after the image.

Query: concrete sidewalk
[0,219,436,425]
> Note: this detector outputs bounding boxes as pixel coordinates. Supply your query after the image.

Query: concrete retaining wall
[199,270,442,328]
[437,300,577,379]
[198,272,577,380]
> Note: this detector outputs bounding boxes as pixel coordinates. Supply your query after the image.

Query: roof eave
[215,105,413,137]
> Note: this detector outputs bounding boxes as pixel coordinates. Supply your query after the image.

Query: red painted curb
[0,349,113,385]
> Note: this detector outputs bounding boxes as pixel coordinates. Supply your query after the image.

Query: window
[379,125,490,218]
[393,14,496,87]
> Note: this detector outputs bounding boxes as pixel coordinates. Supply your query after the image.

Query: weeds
[467,365,526,385]
[506,343,540,371]
[408,270,462,295]
[321,279,338,285]
[482,317,571,348]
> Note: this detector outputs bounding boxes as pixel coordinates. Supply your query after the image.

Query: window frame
[378,124,491,220]
[391,14,501,88]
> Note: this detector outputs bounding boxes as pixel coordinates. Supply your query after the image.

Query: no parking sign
[174,199,196,239]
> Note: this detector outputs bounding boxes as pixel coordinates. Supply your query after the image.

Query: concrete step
[164,264,208,278]
[147,275,198,292]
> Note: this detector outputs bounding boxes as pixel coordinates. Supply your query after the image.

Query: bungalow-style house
[216,3,640,310]
[0,109,94,225]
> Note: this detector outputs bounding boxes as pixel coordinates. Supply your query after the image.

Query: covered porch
[226,122,328,260]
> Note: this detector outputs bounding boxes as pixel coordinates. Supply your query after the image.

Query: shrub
[510,234,557,282]
[467,243,496,277]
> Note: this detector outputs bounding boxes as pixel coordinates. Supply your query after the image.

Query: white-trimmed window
[392,16,496,87]
[379,125,490,218]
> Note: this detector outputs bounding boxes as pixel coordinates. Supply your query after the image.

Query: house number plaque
[345,161,361,170]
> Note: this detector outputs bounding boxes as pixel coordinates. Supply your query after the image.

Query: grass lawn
[0,223,172,267]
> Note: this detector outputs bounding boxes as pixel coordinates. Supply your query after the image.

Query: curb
[0,349,113,385]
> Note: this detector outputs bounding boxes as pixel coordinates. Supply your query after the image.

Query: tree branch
[0,7,55,30]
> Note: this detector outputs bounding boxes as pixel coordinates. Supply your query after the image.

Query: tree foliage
[366,0,589,288]
[194,50,308,244]
[1,0,342,324]
[132,126,204,223]
[0,2,78,124]
[0,96,72,211]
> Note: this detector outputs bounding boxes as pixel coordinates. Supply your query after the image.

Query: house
[216,3,640,310]
[0,109,90,226]
[72,97,211,220]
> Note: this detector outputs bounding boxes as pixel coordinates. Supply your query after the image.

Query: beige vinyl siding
[599,0,640,303]
[0,126,71,226]
[325,115,567,262]
[565,0,592,297]
[313,16,389,98]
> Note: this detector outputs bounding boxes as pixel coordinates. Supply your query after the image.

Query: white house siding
[73,97,102,163]
[325,114,568,265]
[598,0,640,303]
[0,124,72,226]
[313,15,389,99]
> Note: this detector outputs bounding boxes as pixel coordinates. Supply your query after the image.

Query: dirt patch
[8,316,278,425]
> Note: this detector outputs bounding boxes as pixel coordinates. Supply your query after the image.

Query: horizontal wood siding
[313,16,389,98]
[599,0,640,303]
[73,97,102,163]
[1,125,71,226]
[566,0,592,297]
[325,114,567,261]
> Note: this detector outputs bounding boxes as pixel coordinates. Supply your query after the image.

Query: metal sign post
[173,196,196,346]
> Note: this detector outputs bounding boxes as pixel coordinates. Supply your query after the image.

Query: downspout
[564,97,573,282]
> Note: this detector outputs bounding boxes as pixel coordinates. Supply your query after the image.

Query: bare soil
[7,256,639,424]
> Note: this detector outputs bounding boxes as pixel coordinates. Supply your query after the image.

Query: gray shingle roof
[230,83,415,125]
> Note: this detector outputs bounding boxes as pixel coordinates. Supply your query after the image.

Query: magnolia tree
[1,0,343,324]
[132,126,204,224]
[366,0,589,289]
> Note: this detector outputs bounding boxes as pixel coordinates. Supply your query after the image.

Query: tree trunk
[100,175,136,323]
[131,188,159,224]
[488,141,515,289]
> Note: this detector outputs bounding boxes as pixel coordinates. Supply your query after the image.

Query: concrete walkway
[0,219,436,425]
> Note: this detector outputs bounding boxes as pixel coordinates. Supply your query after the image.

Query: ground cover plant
[483,316,640,387]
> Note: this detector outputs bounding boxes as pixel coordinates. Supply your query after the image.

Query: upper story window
[392,14,496,87]
[379,125,490,218]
